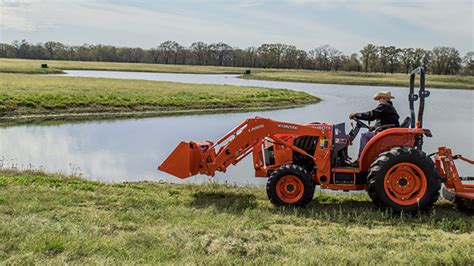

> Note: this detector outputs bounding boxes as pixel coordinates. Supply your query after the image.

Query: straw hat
[373,91,395,100]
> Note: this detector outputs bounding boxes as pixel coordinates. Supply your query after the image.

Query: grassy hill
[0,170,472,264]
[0,73,318,125]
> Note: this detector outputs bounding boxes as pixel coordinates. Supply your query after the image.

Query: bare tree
[209,42,232,66]
[149,48,160,63]
[158,41,180,64]
[190,42,208,65]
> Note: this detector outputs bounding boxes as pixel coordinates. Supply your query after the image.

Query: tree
[245,46,257,68]
[158,41,180,64]
[377,46,390,73]
[342,53,361,72]
[257,44,272,68]
[431,47,461,75]
[400,48,415,74]
[309,45,331,71]
[461,51,473,75]
[190,42,208,65]
[3,39,468,75]
[386,46,401,74]
[209,42,232,66]
[44,41,65,59]
[412,48,430,70]
[295,50,308,69]
[328,47,344,71]
[282,45,298,69]
[149,48,160,64]
[360,44,377,72]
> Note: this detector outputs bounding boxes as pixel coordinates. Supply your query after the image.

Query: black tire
[266,164,315,207]
[367,147,441,213]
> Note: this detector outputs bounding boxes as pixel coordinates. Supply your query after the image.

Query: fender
[359,128,425,172]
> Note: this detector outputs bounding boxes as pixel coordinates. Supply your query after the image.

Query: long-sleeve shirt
[355,101,400,127]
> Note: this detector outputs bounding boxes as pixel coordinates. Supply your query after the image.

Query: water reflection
[1,71,472,185]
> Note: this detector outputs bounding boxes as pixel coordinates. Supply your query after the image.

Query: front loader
[159,67,474,213]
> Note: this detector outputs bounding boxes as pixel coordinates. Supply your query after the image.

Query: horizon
[1,0,472,55]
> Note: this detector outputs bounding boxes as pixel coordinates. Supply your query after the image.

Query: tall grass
[0,170,472,264]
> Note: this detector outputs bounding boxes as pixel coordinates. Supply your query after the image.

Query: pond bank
[0,73,318,125]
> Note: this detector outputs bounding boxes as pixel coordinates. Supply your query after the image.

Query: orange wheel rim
[276,175,304,204]
[384,162,427,206]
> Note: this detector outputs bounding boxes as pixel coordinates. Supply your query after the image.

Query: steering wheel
[351,118,371,129]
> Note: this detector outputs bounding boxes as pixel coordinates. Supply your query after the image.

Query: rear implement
[436,147,474,212]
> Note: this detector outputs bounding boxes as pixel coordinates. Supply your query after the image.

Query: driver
[349,91,400,160]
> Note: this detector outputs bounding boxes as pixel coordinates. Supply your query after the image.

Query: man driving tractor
[160,68,474,213]
[349,91,400,160]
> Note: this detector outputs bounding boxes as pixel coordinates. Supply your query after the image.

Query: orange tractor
[159,68,473,213]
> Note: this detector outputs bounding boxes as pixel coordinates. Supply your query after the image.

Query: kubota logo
[277,124,298,130]
[249,124,264,132]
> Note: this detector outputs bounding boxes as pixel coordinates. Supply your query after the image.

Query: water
[1,70,472,185]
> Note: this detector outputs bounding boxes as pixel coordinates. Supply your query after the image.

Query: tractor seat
[400,116,411,128]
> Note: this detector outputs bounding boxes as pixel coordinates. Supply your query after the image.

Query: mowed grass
[1,58,473,89]
[0,58,250,74]
[0,73,318,124]
[0,170,472,264]
[244,70,474,90]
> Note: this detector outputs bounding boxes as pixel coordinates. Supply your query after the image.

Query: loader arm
[159,117,333,179]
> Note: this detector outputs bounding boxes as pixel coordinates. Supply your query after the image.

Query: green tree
[360,44,378,72]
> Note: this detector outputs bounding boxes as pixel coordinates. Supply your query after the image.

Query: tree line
[1,40,472,75]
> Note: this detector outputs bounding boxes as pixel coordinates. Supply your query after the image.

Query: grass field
[243,70,474,90]
[0,58,248,74]
[0,169,472,264]
[0,73,318,124]
[1,58,473,89]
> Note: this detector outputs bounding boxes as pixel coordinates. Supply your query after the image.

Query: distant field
[243,70,474,90]
[0,73,318,124]
[0,58,249,74]
[1,58,473,89]
[0,170,472,264]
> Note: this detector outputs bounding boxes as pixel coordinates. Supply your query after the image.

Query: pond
[1,70,472,186]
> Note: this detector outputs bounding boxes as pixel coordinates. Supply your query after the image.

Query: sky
[1,0,473,54]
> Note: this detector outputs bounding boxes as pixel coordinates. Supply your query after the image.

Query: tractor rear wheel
[367,147,441,213]
[266,164,315,207]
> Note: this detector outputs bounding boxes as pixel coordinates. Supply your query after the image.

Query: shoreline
[0,103,316,127]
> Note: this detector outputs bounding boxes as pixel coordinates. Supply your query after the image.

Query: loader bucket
[158,141,213,179]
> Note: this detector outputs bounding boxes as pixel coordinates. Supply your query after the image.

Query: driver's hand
[349,112,357,119]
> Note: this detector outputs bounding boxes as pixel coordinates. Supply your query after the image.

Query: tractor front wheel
[266,164,315,207]
[367,147,441,213]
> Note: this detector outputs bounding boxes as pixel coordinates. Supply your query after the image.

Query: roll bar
[409,67,430,128]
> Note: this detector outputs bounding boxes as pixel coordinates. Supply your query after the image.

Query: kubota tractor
[159,68,474,213]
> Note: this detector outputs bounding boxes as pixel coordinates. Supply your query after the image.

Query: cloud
[1,0,471,53]
[354,1,472,38]
[290,0,472,38]
[0,0,36,31]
